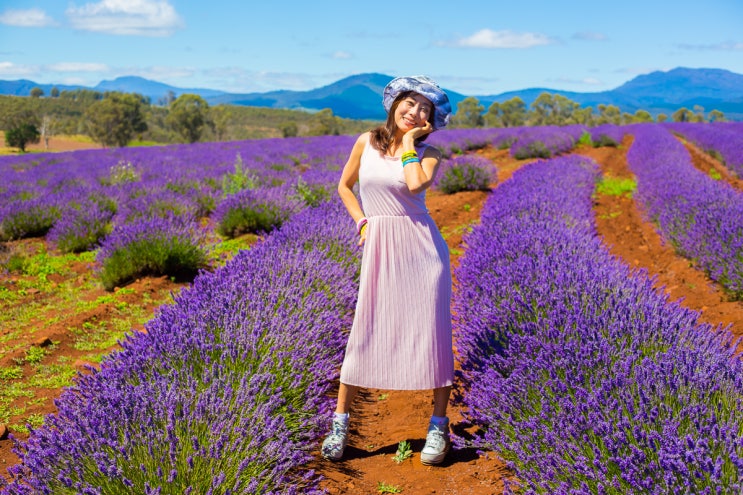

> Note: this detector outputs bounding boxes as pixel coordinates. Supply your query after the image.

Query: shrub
[291,177,331,207]
[47,199,114,253]
[221,153,259,195]
[435,155,495,194]
[214,186,302,238]
[0,197,61,241]
[97,215,208,290]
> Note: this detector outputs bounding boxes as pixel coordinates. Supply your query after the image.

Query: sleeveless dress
[339,137,454,390]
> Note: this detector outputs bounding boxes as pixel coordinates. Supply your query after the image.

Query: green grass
[709,168,722,180]
[0,365,24,380]
[595,176,637,198]
[377,482,403,494]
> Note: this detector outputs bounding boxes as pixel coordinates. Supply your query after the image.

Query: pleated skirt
[339,213,454,390]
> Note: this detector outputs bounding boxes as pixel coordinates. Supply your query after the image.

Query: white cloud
[47,62,110,72]
[0,61,39,78]
[572,31,607,41]
[450,29,555,49]
[66,0,184,36]
[331,51,353,60]
[0,8,56,27]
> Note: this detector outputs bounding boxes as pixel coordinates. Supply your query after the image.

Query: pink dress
[339,138,454,390]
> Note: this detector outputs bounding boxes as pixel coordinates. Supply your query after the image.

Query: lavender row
[664,122,743,177]
[453,154,743,494]
[508,125,587,159]
[627,124,743,298]
[2,200,360,494]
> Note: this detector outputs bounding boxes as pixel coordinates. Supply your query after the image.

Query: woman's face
[393,93,433,132]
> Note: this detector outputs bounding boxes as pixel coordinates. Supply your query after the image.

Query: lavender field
[1,123,743,493]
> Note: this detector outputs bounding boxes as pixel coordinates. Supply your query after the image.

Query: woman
[322,75,454,465]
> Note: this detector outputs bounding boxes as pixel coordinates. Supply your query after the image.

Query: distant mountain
[207,73,468,120]
[476,67,743,119]
[94,76,225,101]
[1,67,742,120]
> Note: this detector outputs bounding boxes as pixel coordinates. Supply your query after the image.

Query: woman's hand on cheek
[405,121,433,140]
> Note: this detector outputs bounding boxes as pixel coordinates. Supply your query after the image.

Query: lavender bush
[97,215,209,290]
[588,124,628,147]
[213,185,302,238]
[627,124,743,299]
[435,154,496,194]
[4,200,360,494]
[454,155,743,494]
[510,125,585,159]
[47,198,114,253]
[664,122,743,177]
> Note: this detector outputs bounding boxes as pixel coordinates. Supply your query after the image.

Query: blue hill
[1,67,742,120]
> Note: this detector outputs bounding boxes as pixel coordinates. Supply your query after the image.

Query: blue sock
[430,415,448,426]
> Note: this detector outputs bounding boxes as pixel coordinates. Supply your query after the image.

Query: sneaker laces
[322,418,348,457]
[423,423,448,452]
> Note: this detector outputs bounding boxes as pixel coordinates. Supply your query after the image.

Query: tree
[5,122,40,152]
[633,109,654,123]
[452,97,484,128]
[30,87,44,98]
[529,93,582,125]
[307,108,340,136]
[596,104,622,125]
[672,107,694,123]
[85,92,148,147]
[4,110,40,152]
[166,94,210,143]
[209,106,232,141]
[657,113,668,123]
[50,86,60,98]
[39,115,54,150]
[708,109,726,122]
[281,121,298,138]
[485,97,527,128]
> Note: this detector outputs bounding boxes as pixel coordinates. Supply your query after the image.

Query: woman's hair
[369,91,435,154]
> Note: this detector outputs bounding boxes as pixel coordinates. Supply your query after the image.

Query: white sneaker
[321,416,349,461]
[420,420,450,465]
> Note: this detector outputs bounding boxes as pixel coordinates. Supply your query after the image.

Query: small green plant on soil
[377,482,403,494]
[708,168,722,180]
[595,176,637,198]
[0,365,24,380]
[377,393,389,401]
[24,345,49,364]
[578,131,593,147]
[392,440,413,464]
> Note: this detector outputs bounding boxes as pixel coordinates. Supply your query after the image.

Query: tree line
[1,86,729,152]
[0,88,377,151]
[449,94,726,128]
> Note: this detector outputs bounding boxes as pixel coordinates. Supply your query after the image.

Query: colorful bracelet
[356,217,368,234]
[401,151,418,161]
[360,223,368,236]
[402,157,420,167]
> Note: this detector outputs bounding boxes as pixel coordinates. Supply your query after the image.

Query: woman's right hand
[358,224,367,246]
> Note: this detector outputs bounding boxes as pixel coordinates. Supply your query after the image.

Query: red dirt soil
[3,142,743,494]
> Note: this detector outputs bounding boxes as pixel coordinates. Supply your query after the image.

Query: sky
[1,0,742,96]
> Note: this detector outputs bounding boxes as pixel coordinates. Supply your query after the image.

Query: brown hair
[369,91,435,154]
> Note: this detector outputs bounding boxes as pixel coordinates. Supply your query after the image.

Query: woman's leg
[323,383,360,460]
[421,385,452,465]
[432,385,451,417]
[335,383,360,413]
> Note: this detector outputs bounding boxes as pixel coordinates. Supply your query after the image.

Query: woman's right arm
[337,132,369,225]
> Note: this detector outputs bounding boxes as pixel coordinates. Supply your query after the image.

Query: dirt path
[682,139,743,191]
[574,137,743,342]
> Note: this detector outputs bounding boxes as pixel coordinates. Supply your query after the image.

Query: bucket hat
[382,75,452,130]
